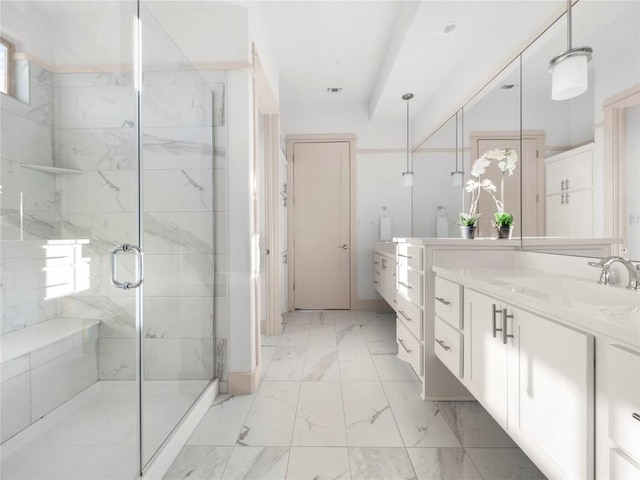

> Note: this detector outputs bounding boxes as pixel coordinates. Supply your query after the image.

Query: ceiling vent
[326,87,343,93]
[500,84,518,90]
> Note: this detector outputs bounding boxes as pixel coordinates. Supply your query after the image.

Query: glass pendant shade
[451,171,463,186]
[403,171,414,187]
[551,53,589,100]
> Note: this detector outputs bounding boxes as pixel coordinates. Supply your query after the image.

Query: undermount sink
[497,276,640,308]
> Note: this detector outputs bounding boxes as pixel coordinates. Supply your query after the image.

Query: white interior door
[292,141,350,309]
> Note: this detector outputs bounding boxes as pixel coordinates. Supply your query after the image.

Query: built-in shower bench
[0,317,100,443]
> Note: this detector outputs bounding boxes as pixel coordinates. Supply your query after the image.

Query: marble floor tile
[239,382,300,446]
[307,333,337,347]
[361,323,396,342]
[335,324,367,348]
[333,311,360,326]
[261,334,281,347]
[338,347,379,381]
[302,347,340,381]
[383,382,461,448]
[349,447,416,480]
[286,447,350,480]
[279,327,310,347]
[283,312,314,325]
[163,446,232,480]
[357,311,395,325]
[465,448,547,480]
[309,311,335,334]
[221,446,289,480]
[407,448,483,480]
[264,347,306,381]
[342,382,403,447]
[292,382,346,446]
[366,340,398,355]
[435,401,517,448]
[187,394,257,446]
[373,353,420,382]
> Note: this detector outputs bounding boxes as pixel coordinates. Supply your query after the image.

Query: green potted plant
[493,212,514,238]
[457,213,479,239]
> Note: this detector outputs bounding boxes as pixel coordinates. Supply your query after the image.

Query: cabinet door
[546,193,568,237]
[509,308,594,480]
[565,189,593,237]
[464,289,508,428]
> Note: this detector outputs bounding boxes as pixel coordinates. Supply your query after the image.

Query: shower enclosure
[0,1,217,478]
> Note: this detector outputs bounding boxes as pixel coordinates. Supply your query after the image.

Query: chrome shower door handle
[110,243,144,290]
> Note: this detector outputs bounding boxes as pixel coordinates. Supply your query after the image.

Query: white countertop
[433,265,640,347]
[393,237,620,246]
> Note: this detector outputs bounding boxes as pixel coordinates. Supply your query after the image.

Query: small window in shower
[0,35,15,95]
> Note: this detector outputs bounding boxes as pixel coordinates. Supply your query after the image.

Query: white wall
[627,104,640,260]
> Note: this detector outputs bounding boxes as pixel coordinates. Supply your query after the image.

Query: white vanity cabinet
[373,252,396,308]
[461,287,595,479]
[545,143,594,237]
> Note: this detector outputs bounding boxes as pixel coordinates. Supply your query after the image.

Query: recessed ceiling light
[327,87,342,93]
[442,22,458,34]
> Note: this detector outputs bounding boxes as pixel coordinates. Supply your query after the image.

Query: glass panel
[0,1,140,479]
[521,0,640,259]
[461,58,522,239]
[0,40,7,94]
[139,2,215,467]
[412,112,461,238]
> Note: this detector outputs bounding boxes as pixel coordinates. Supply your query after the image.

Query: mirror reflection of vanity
[412,0,639,261]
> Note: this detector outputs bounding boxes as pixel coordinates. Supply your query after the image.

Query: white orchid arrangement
[464,148,518,227]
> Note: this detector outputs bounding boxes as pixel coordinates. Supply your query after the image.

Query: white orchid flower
[470,157,491,177]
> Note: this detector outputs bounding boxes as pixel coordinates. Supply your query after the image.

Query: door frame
[470,130,546,236]
[286,134,357,311]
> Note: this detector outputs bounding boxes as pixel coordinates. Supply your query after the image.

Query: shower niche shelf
[22,164,83,174]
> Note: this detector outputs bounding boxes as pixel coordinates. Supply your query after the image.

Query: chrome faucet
[588,256,640,290]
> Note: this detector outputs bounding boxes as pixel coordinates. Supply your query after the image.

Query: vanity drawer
[607,345,640,460]
[397,269,423,306]
[397,244,424,271]
[396,293,423,340]
[434,277,463,329]
[397,320,423,378]
[434,316,463,378]
[373,253,382,275]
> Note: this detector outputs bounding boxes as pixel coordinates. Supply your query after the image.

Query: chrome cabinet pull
[561,193,566,205]
[398,253,413,259]
[373,261,379,265]
[373,280,379,285]
[565,178,570,190]
[633,413,640,422]
[398,338,412,354]
[502,308,514,344]
[565,193,570,204]
[435,296,451,306]
[435,338,450,351]
[561,179,566,191]
[381,258,387,270]
[398,281,412,290]
[398,310,412,322]
[110,244,144,290]
[492,304,503,338]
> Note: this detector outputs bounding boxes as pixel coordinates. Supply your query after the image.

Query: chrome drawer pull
[502,308,514,344]
[373,261,379,265]
[435,296,451,306]
[435,338,450,351]
[373,280,379,285]
[398,338,412,354]
[492,304,503,338]
[398,281,412,290]
[398,310,412,322]
[633,413,640,422]
[398,254,413,259]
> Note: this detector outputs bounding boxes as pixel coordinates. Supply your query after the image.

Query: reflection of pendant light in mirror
[402,93,414,187]
[451,110,463,186]
[549,0,593,101]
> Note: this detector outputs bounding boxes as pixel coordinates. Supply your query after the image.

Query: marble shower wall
[1,61,57,334]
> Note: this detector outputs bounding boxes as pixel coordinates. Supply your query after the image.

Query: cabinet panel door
[566,189,593,238]
[465,289,508,428]
[510,308,594,480]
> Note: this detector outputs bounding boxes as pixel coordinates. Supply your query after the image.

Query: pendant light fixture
[549,0,593,101]
[402,93,414,187]
[451,110,464,186]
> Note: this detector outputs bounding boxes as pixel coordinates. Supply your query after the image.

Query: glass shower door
[138,3,215,466]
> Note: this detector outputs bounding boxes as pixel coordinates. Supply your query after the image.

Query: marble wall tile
[382,382,461,448]
[31,335,76,368]
[144,296,213,339]
[349,447,417,480]
[200,71,226,84]
[61,296,136,338]
[187,393,256,446]
[342,381,403,447]
[31,340,98,420]
[214,213,228,255]
[163,445,232,480]
[60,213,137,256]
[435,402,517,448]
[1,298,57,334]
[407,448,483,480]
[98,338,136,380]
[144,169,213,213]
[21,118,54,166]
[211,84,225,128]
[142,84,212,128]
[215,297,228,338]
[1,354,30,382]
[61,171,136,213]
[222,446,289,480]
[1,160,24,210]
[287,447,351,479]
[292,382,347,446]
[58,128,137,171]
[0,371,31,443]
[0,210,56,241]
[143,127,213,170]
[144,338,214,380]
[1,109,22,161]
[215,338,227,382]
[143,254,213,297]
[26,64,54,126]
[143,212,212,255]
[465,448,546,480]
[1,255,53,308]
[55,72,133,88]
[239,381,300,446]
[57,86,136,129]
[214,168,227,212]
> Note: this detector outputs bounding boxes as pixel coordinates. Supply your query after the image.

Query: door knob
[340,244,349,249]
